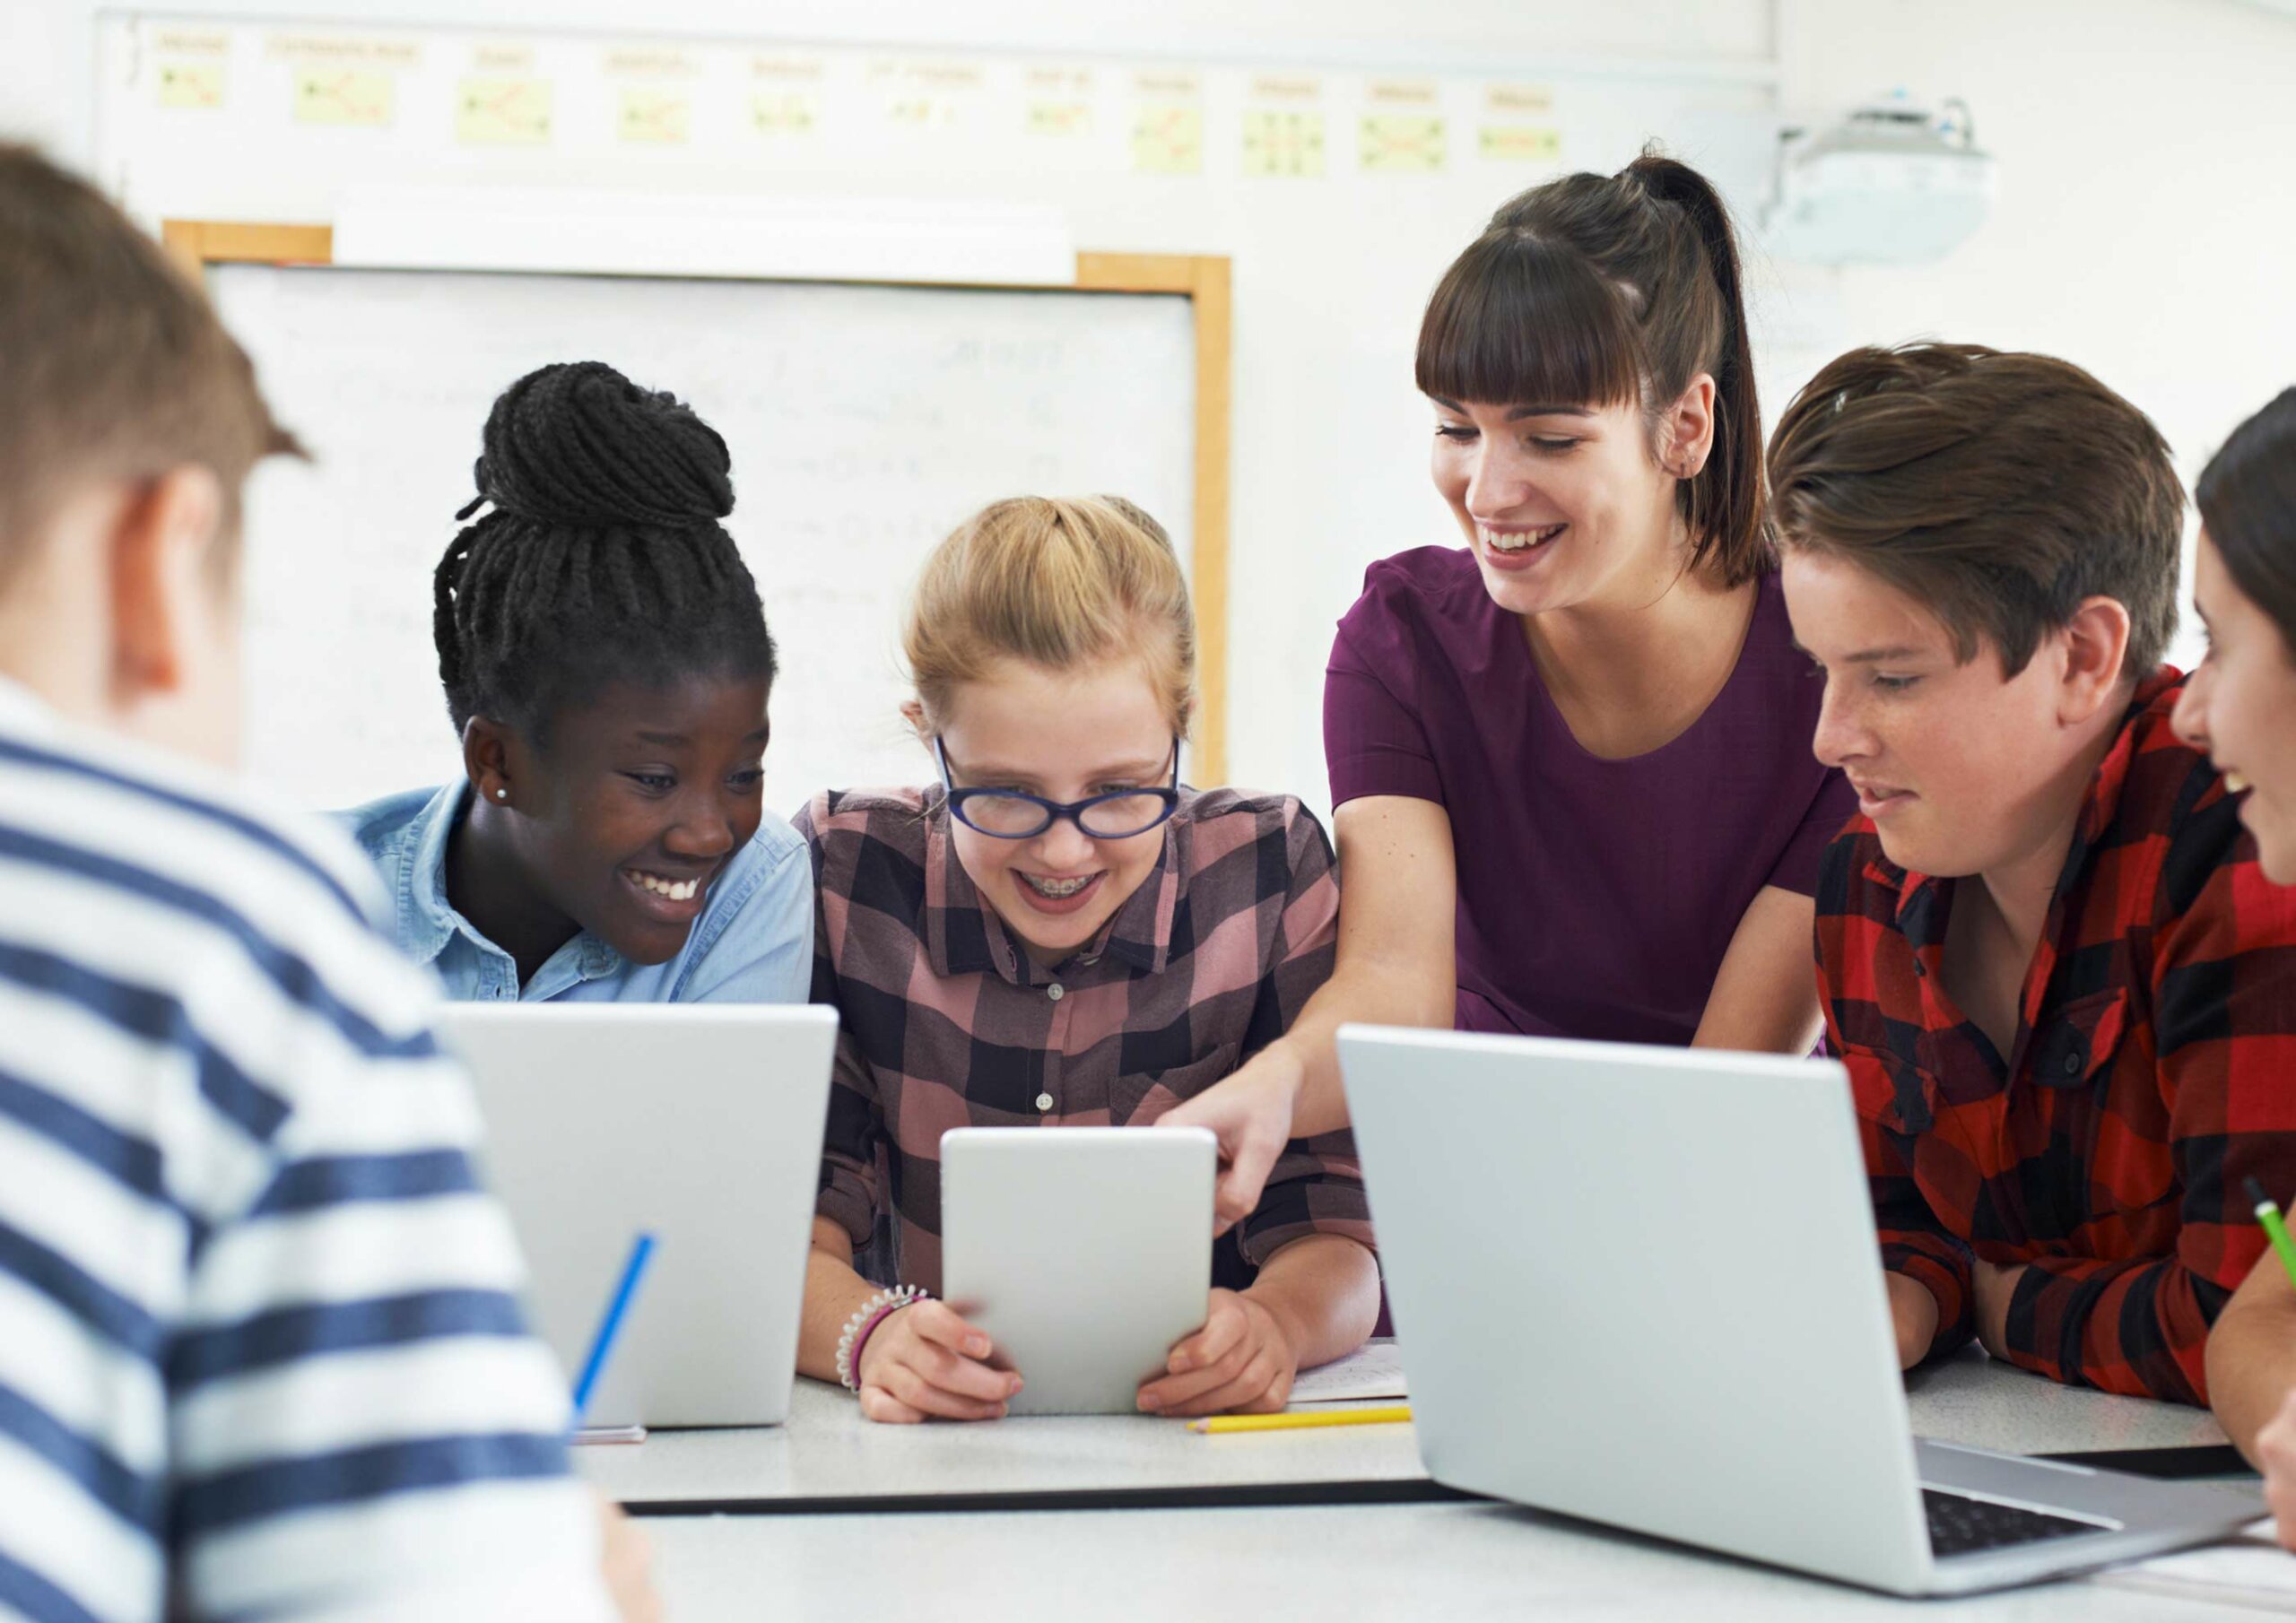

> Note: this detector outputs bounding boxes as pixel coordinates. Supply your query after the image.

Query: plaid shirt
[796,784,1372,1295]
[1817,670,2296,1404]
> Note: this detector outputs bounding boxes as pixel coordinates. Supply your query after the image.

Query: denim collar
[393,780,622,982]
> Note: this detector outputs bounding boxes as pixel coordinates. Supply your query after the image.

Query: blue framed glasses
[935,737,1182,839]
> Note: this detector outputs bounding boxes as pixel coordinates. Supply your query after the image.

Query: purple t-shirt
[1325,545,1855,1045]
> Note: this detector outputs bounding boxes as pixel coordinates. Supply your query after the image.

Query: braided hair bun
[433,360,775,740]
[468,360,734,530]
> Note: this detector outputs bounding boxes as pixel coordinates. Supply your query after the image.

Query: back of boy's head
[1767,343,2183,679]
[0,144,296,586]
[904,495,1196,737]
[432,360,776,743]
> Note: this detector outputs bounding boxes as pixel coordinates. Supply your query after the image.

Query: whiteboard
[212,264,1197,817]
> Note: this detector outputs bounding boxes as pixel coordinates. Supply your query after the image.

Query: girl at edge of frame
[793,494,1380,1421]
[1165,147,1857,1227]
[2168,386,2296,1544]
[341,360,813,1008]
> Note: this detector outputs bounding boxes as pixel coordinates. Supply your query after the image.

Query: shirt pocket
[1112,1044,1243,1126]
[2033,988,2170,1221]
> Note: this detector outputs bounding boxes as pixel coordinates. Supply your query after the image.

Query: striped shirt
[0,680,611,1623]
[798,784,1373,1295]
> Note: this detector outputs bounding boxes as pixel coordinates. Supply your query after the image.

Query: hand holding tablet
[942,1126,1220,1416]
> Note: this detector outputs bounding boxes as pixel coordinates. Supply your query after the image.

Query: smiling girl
[345,360,811,1004]
[1169,152,1855,1223]
[2165,388,2296,1535]
[794,496,1378,1422]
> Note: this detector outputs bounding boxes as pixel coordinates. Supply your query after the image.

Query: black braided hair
[432,360,776,743]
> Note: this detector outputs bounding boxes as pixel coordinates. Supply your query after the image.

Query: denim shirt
[341,781,813,1004]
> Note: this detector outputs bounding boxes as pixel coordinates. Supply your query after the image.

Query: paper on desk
[1287,1338,1408,1404]
[2092,1519,2296,1613]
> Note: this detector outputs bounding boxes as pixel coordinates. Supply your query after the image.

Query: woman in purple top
[1169,152,1856,1224]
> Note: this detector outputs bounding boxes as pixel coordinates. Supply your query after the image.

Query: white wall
[1775,0,2296,673]
[9,0,2294,804]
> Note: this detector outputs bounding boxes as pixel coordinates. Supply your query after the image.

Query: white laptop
[1337,1025,2263,1597]
[440,1002,836,1428]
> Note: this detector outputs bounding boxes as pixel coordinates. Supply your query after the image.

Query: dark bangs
[1414,230,1644,412]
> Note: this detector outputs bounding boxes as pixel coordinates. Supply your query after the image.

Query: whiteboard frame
[162,219,1234,785]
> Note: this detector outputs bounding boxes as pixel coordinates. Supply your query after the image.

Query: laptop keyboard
[1924,1489,2102,1557]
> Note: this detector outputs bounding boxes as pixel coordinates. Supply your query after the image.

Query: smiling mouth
[1481,522,1567,554]
[626,868,705,903]
[1018,872,1100,899]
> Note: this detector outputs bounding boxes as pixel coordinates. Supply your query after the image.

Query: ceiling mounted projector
[1764,93,1995,265]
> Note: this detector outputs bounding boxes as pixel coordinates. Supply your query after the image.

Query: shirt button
[2063,1051,2083,1077]
[1048,983,1065,1002]
[1036,1092,1055,1112]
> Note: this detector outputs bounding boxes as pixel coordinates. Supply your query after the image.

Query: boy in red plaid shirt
[1771,343,2296,1404]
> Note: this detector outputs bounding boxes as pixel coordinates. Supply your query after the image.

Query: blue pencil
[571,1232,657,1425]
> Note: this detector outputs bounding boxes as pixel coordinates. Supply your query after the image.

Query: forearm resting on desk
[2206,1261,2296,1465]
[1248,1232,1383,1372]
[797,1215,886,1384]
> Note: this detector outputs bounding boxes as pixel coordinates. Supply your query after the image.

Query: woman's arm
[2206,1258,2296,1466]
[1164,794,1456,1227]
[1690,883,1824,1055]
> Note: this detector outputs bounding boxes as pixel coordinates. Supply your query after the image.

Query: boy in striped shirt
[0,147,651,1620]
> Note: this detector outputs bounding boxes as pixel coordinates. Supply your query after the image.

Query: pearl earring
[495,788,509,801]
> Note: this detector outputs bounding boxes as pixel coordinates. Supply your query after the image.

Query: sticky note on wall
[1241,108,1325,178]
[458,76,553,144]
[619,87,691,144]
[157,60,227,110]
[1481,126,1563,163]
[1132,102,1203,175]
[295,68,394,127]
[1360,114,1446,174]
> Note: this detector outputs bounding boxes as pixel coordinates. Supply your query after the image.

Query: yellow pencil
[1187,1405,1413,1434]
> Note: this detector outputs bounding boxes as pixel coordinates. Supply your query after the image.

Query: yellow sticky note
[1132,102,1203,175]
[752,92,816,135]
[457,76,552,145]
[156,60,226,110]
[1482,125,1563,164]
[294,67,393,127]
[1028,101,1092,137]
[1360,114,1446,174]
[1241,108,1325,178]
[619,87,690,144]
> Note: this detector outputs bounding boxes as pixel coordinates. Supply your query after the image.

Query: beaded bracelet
[836,1284,927,1392]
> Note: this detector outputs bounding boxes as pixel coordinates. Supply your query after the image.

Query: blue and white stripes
[0,681,610,1623]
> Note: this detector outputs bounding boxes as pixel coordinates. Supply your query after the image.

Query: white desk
[642,1501,2261,1622]
[575,1344,2229,1509]
[594,1347,2257,1620]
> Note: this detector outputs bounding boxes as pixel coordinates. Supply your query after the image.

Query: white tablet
[940,1126,1216,1415]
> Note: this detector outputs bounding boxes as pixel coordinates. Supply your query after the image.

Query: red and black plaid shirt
[1816,670,2296,1404]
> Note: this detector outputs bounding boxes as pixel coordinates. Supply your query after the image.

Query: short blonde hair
[905,495,1195,736]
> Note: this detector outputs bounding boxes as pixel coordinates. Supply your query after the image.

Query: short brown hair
[1416,149,1772,587]
[1768,343,2182,677]
[0,144,297,586]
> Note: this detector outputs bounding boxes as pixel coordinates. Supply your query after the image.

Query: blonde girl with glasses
[790,496,1378,1422]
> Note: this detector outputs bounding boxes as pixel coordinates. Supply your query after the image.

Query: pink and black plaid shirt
[796,784,1372,1295]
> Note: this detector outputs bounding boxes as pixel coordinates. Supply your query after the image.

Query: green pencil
[2244,1176,2296,1289]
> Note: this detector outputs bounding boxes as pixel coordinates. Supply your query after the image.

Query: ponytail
[1623,152,1771,584]
[1416,143,1771,586]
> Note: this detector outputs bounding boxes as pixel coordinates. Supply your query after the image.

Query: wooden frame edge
[162,224,1231,783]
